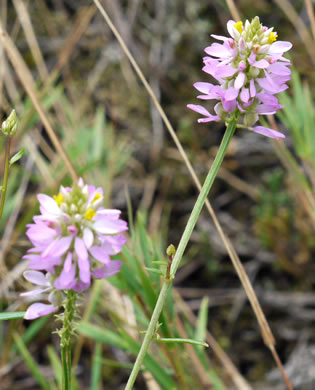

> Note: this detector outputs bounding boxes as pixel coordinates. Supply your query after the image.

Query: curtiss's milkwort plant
[188,16,292,139]
[21,178,128,389]
[125,17,293,390]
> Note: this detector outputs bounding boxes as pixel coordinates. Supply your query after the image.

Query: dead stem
[270,346,293,390]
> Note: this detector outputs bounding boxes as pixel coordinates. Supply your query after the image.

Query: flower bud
[243,112,259,127]
[1,109,18,136]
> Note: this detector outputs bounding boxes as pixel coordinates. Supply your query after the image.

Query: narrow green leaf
[145,267,164,276]
[9,148,25,166]
[13,332,50,390]
[0,312,25,320]
[91,342,102,390]
[195,296,209,350]
[47,346,62,389]
[13,316,49,352]
[151,261,167,265]
[78,322,176,389]
[156,337,209,347]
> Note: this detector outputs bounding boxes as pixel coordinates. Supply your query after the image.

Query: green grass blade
[13,332,50,390]
[0,312,25,320]
[91,342,102,390]
[195,296,209,351]
[47,346,62,389]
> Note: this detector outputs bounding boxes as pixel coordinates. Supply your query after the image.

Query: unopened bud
[243,112,259,127]
[1,109,18,136]
[166,244,176,257]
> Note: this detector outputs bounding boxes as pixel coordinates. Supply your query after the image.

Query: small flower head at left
[21,178,128,319]
[1,109,18,136]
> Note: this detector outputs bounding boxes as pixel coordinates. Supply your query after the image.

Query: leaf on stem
[9,148,25,166]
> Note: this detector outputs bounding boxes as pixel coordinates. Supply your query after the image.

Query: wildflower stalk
[0,136,12,220]
[60,290,77,390]
[125,118,237,390]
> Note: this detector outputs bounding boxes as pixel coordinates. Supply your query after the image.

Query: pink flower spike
[188,17,292,136]
[22,178,128,300]
[252,126,285,139]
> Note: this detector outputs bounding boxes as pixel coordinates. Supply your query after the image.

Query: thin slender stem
[0,136,11,220]
[125,119,237,390]
[61,290,77,390]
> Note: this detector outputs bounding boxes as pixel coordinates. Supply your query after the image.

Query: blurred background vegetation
[0,0,314,389]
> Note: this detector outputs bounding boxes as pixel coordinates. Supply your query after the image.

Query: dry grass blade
[305,0,315,42]
[273,0,315,65]
[12,0,48,81]
[0,22,78,181]
[0,0,7,110]
[268,116,315,228]
[225,0,241,22]
[93,1,294,388]
[54,5,96,77]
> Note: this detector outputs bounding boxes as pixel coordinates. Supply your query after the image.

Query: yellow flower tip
[53,193,64,206]
[268,32,278,44]
[92,193,102,203]
[234,21,243,34]
[85,208,96,221]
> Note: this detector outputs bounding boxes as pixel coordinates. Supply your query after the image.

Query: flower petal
[83,228,94,249]
[269,41,292,54]
[252,126,285,139]
[92,261,123,279]
[23,270,49,287]
[252,59,269,69]
[41,236,72,258]
[249,79,256,98]
[240,87,249,103]
[54,253,76,290]
[234,72,245,89]
[204,43,231,58]
[24,303,57,320]
[89,246,111,264]
[75,238,90,284]
[37,194,60,214]
[224,87,239,101]
[93,218,128,235]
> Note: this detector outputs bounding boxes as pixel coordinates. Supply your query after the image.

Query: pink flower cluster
[21,179,128,319]
[188,17,292,139]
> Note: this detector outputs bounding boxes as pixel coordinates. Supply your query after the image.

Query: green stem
[124,119,237,390]
[0,136,11,220]
[61,290,77,390]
